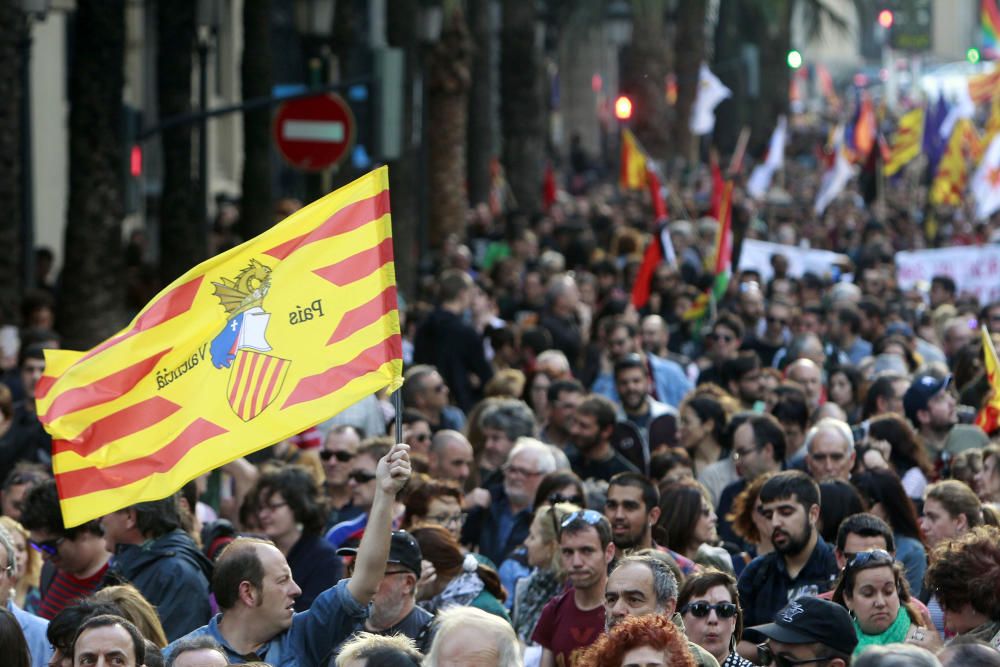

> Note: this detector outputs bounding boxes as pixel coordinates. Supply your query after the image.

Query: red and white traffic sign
[273,93,356,172]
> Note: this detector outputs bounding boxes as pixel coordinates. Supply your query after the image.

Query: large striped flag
[884,108,924,178]
[930,118,979,206]
[37,167,403,526]
[976,326,1000,435]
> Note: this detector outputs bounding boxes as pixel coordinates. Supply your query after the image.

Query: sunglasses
[549,493,584,506]
[681,601,738,619]
[348,470,377,484]
[845,549,893,572]
[757,644,832,667]
[319,450,354,462]
[710,333,734,343]
[30,536,65,556]
[767,316,788,326]
[409,433,430,443]
[560,509,605,531]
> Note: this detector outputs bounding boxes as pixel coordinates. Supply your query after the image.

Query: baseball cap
[750,597,857,656]
[337,530,422,576]
[903,372,952,425]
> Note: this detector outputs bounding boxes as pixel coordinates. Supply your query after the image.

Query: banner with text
[895,245,1000,304]
[737,239,849,283]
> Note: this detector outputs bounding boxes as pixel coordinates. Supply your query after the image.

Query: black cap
[750,597,857,656]
[903,372,952,425]
[337,530,422,576]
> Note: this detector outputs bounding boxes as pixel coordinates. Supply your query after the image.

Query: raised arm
[347,442,411,603]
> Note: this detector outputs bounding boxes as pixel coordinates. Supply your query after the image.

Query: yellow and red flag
[620,128,648,190]
[976,326,1000,435]
[930,119,979,206]
[884,108,924,178]
[37,167,403,526]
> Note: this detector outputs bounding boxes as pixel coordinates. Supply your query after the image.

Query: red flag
[646,168,668,221]
[543,161,557,212]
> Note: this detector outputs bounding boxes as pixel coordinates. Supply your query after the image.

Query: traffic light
[968,47,981,64]
[877,9,894,29]
[786,50,803,69]
[614,95,633,121]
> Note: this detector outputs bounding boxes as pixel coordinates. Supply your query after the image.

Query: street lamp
[605,0,632,46]
[196,0,222,229]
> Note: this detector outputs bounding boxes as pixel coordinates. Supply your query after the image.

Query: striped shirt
[38,563,109,620]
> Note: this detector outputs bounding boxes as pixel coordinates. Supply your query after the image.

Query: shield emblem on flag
[226,349,290,421]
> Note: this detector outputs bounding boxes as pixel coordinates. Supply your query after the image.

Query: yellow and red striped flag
[37,167,403,526]
[977,326,1000,435]
[620,128,648,190]
[884,108,924,178]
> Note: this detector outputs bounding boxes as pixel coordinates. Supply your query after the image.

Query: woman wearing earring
[677,569,753,667]
[831,550,939,656]
[252,464,343,611]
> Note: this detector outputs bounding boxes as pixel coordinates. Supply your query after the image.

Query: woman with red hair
[577,613,696,667]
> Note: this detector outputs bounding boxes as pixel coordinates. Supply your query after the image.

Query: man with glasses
[746,301,792,367]
[99,495,212,640]
[750,596,856,667]
[462,439,555,567]
[717,414,786,548]
[337,530,434,652]
[326,439,397,550]
[401,365,466,433]
[804,419,856,483]
[603,553,720,666]
[533,509,615,667]
[321,425,365,529]
[399,409,433,456]
[20,479,111,619]
[0,524,50,667]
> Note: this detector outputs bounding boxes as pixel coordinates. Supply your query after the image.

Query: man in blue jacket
[101,495,213,641]
[165,442,412,666]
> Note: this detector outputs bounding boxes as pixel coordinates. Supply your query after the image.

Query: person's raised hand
[377,442,411,496]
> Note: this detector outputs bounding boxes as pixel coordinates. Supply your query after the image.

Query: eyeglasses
[427,512,467,527]
[560,509,605,531]
[757,644,834,667]
[410,433,430,443]
[732,446,760,462]
[549,493,584,506]
[845,549,893,572]
[709,333,734,343]
[29,536,65,556]
[348,470,377,484]
[319,450,354,462]
[767,316,788,326]
[681,601,738,619]
[502,463,543,478]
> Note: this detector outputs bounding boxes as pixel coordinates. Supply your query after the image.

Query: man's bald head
[428,431,474,487]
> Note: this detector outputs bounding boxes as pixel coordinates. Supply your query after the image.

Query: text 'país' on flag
[36,167,403,526]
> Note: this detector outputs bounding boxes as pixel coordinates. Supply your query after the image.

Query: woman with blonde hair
[91,584,169,648]
[0,517,40,612]
[512,502,579,644]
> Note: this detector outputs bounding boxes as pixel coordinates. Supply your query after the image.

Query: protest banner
[895,245,1000,303]
[737,239,849,283]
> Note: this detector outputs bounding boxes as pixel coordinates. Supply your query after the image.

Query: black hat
[337,530,422,576]
[750,597,858,657]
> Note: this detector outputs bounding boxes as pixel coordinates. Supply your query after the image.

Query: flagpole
[394,390,403,443]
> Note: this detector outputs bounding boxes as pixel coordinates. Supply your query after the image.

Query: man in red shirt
[533,509,615,667]
[20,479,110,619]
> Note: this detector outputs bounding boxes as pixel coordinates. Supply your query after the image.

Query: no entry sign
[274,93,356,172]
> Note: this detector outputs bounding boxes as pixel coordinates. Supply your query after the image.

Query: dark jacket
[413,308,493,413]
[461,485,532,567]
[106,529,213,641]
[287,533,345,612]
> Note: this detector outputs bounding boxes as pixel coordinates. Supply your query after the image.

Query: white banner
[737,239,848,283]
[895,245,1000,304]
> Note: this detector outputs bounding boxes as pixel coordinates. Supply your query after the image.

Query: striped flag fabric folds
[37,167,403,526]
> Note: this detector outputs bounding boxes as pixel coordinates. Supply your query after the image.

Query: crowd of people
[4,129,1000,666]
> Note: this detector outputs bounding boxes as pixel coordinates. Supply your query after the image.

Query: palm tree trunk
[240,0,274,239]
[672,0,706,160]
[157,0,204,284]
[427,6,472,248]
[622,0,671,161]
[0,6,26,321]
[500,0,545,214]
[386,0,420,298]
[58,0,127,349]
[467,0,497,208]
